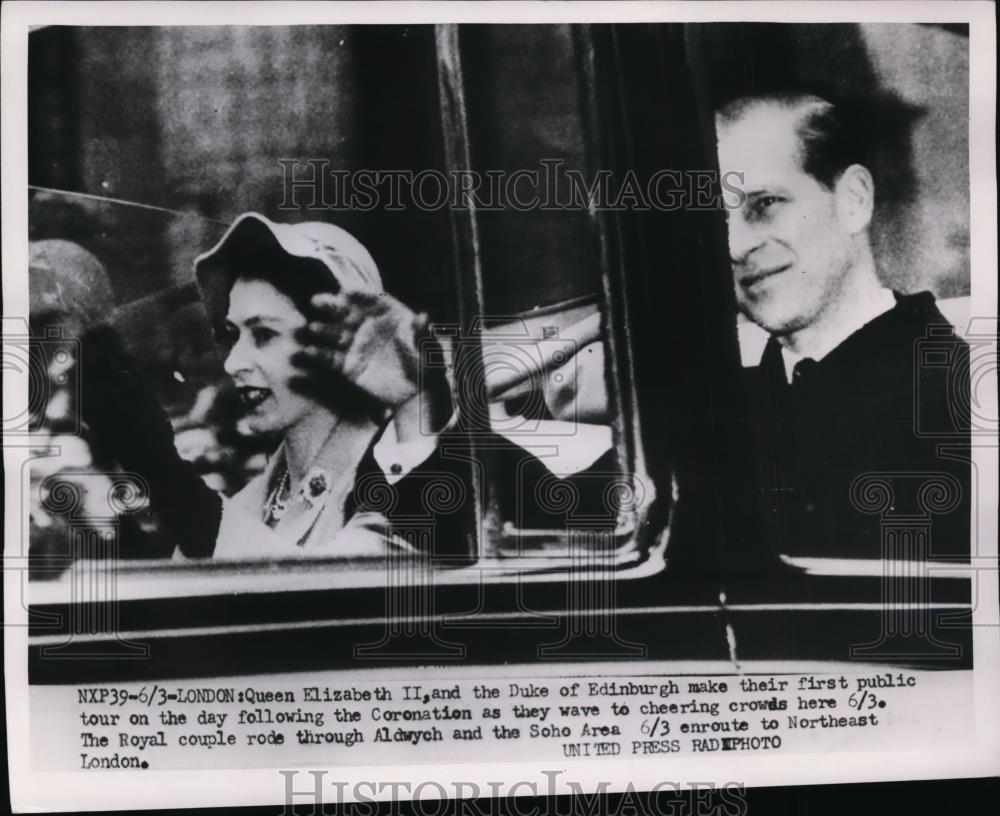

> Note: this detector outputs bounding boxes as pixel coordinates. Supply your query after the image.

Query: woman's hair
[226,242,339,317]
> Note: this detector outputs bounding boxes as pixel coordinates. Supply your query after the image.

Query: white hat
[194,212,381,333]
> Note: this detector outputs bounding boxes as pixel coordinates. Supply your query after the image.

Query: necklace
[261,419,343,527]
[263,468,291,527]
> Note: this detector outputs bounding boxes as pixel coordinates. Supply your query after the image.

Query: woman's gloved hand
[291,291,454,434]
[291,290,427,409]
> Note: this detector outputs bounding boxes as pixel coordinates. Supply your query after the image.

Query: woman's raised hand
[292,289,428,410]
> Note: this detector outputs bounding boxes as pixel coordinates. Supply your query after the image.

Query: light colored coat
[214,419,412,559]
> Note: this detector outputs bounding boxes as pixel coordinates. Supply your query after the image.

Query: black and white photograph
[3,1,997,811]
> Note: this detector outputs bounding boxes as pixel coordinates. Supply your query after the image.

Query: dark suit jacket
[741,292,970,561]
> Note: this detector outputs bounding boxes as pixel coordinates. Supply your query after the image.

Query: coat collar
[217,415,380,556]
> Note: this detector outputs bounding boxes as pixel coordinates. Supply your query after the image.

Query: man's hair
[716,92,868,190]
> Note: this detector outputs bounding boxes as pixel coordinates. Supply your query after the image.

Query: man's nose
[727,214,762,268]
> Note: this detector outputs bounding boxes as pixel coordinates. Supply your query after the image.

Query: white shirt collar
[780,288,897,384]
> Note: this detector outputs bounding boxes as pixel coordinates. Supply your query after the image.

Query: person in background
[28,239,219,570]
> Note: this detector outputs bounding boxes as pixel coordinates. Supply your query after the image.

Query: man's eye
[222,325,238,349]
[251,326,279,346]
[749,195,781,219]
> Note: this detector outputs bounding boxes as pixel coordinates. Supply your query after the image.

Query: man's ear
[835,164,875,234]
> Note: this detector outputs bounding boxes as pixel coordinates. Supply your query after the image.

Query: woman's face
[223,278,319,435]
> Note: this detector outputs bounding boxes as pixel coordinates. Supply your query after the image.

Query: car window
[27,188,660,595]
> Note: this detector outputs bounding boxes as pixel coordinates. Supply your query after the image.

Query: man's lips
[237,386,272,410]
[739,263,792,289]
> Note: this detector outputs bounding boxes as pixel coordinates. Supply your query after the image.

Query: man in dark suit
[716,92,970,562]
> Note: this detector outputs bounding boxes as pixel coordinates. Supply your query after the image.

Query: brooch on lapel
[300,467,333,509]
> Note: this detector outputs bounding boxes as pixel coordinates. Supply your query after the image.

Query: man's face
[718,106,857,336]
